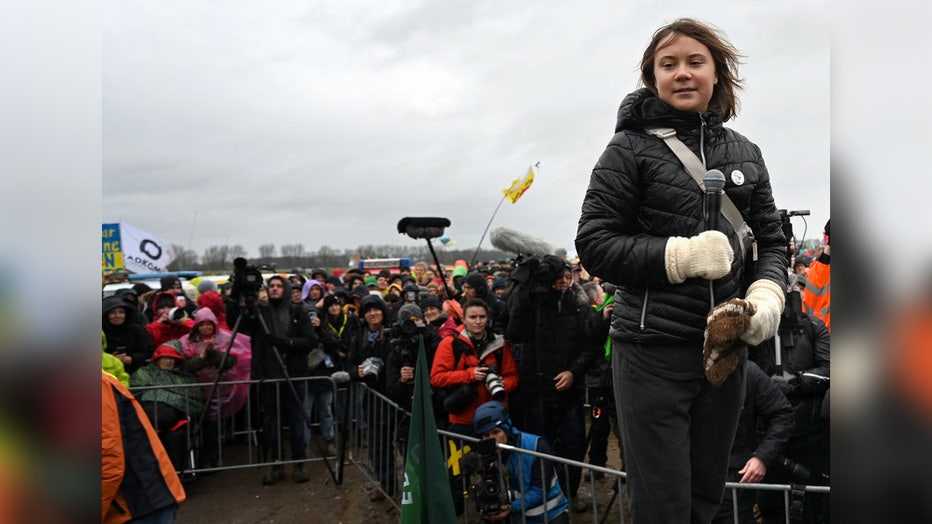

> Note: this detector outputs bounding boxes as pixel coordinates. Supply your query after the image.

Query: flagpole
[470,193,507,268]
[471,162,538,268]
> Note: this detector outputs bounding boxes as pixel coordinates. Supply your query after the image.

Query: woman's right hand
[473,366,488,382]
[665,230,733,283]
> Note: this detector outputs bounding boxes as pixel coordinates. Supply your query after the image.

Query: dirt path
[174,438,627,524]
[176,458,400,524]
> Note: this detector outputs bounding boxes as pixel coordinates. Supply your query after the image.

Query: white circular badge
[730,169,745,186]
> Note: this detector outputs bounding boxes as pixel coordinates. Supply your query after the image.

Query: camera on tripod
[230,257,264,299]
[460,438,510,518]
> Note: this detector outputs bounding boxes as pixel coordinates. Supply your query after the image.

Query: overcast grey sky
[102,1,830,260]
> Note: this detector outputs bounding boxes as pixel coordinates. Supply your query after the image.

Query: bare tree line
[167,243,520,273]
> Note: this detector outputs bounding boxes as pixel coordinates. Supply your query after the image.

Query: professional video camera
[508,254,567,299]
[389,304,428,357]
[230,257,264,299]
[460,438,510,518]
[778,209,810,265]
[389,317,426,342]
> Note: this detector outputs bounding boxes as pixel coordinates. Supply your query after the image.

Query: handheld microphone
[703,170,726,231]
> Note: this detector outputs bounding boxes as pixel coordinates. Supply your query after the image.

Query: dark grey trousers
[614,350,746,524]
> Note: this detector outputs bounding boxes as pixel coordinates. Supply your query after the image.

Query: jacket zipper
[699,114,708,169]
[639,288,649,330]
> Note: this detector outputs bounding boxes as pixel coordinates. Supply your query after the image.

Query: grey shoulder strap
[646,127,756,259]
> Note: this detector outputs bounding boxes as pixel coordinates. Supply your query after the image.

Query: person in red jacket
[430,298,519,515]
[146,291,195,348]
[102,371,185,523]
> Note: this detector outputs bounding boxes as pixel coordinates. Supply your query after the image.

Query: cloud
[103,1,830,257]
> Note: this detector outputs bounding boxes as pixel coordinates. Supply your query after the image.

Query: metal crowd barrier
[128,379,829,524]
[129,375,346,484]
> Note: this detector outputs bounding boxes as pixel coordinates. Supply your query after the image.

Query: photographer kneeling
[471,400,570,523]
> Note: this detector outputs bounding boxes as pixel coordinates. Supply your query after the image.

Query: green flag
[400,336,457,523]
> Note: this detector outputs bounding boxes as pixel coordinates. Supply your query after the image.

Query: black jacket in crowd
[386,326,443,410]
[347,308,397,395]
[729,361,795,470]
[576,88,787,345]
[102,295,154,374]
[318,310,360,373]
[750,291,830,437]
[225,279,316,380]
[506,281,599,404]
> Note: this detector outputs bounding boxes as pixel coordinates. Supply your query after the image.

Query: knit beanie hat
[397,304,425,326]
[463,272,487,291]
[452,266,468,278]
[198,279,218,294]
[420,296,443,311]
[323,294,341,310]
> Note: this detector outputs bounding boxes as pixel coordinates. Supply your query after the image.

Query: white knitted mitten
[664,230,734,284]
[739,279,786,346]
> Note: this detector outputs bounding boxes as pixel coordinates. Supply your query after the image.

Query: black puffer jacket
[750,292,830,436]
[576,88,787,344]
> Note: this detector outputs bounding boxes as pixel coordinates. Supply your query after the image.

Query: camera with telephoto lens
[460,438,510,518]
[230,257,264,299]
[167,307,188,322]
[483,364,506,401]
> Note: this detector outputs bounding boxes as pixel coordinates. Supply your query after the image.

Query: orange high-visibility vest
[803,257,830,331]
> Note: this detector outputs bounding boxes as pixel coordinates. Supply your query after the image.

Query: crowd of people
[102,238,829,522]
[101,16,831,522]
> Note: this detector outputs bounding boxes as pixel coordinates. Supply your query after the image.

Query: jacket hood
[102,295,137,323]
[463,272,490,298]
[153,290,178,310]
[301,280,325,302]
[359,294,387,316]
[193,307,218,328]
[266,275,293,300]
[615,87,724,135]
[196,289,224,313]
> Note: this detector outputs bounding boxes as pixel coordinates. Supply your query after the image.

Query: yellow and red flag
[502,164,536,203]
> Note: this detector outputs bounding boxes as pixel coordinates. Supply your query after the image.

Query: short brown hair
[462,298,489,315]
[640,18,744,120]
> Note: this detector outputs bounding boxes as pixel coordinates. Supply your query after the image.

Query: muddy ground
[175,435,628,523]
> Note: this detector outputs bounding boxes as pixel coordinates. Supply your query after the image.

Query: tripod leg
[253,310,337,483]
